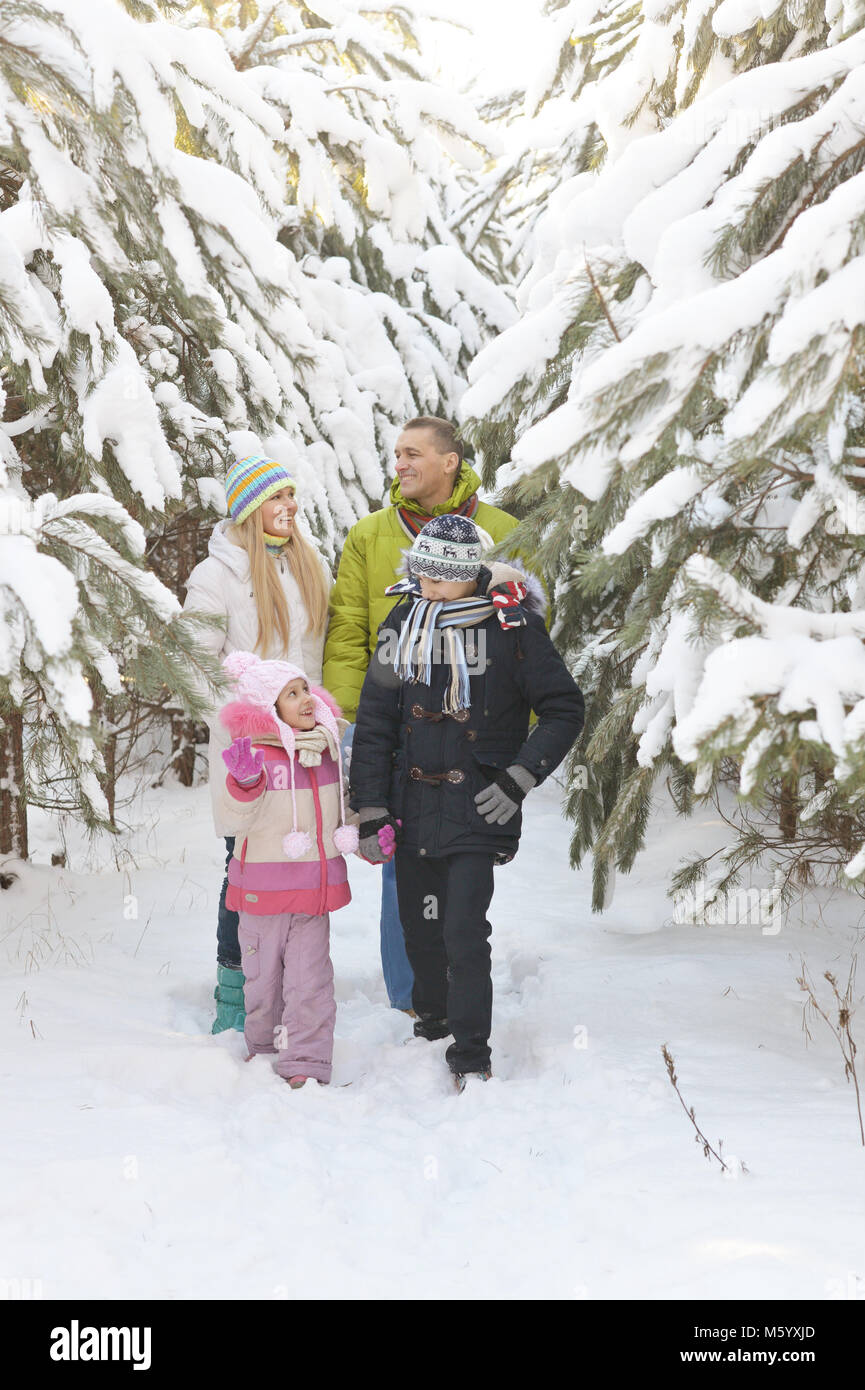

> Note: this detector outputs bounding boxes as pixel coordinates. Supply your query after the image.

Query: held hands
[358,808,400,864]
[222,736,265,786]
[474,764,537,825]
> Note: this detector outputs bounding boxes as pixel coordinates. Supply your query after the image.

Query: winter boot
[412,1015,451,1042]
[287,1075,308,1089]
[212,964,246,1034]
[453,1068,493,1094]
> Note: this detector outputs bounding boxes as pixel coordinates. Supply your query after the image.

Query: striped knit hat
[225,453,296,525]
[408,515,485,582]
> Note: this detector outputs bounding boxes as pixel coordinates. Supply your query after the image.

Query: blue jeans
[380,855,415,1010]
[217,836,241,968]
[342,722,414,1009]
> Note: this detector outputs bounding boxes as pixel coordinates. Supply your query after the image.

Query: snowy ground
[3,778,865,1301]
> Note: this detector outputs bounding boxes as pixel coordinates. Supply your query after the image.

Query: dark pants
[217,836,241,968]
[394,849,496,1074]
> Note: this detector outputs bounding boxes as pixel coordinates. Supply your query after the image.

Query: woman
[183,453,331,1031]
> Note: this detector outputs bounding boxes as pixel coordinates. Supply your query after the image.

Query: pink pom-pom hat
[222,650,354,860]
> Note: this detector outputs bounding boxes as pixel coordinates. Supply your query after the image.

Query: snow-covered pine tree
[461,0,638,287]
[0,0,337,853]
[463,0,812,299]
[186,0,516,534]
[1,0,513,858]
[462,0,865,911]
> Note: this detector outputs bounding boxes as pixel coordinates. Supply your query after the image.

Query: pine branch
[232,1,279,67]
[583,250,621,343]
[768,134,865,254]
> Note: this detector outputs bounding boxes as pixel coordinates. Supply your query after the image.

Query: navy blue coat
[349,564,585,861]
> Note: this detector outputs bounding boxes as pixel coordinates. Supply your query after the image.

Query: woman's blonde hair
[231,506,329,656]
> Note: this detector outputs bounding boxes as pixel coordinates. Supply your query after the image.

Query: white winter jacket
[182,520,331,836]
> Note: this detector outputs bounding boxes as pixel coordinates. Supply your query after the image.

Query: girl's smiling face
[275,678,315,730]
[260,486,298,536]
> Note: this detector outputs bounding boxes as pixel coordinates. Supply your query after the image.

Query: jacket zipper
[308,768,327,915]
[239,836,248,898]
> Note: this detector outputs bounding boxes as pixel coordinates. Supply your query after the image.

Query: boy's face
[417,575,478,601]
[275,678,315,730]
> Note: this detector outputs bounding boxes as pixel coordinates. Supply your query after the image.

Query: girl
[217,651,359,1086]
[183,454,331,1031]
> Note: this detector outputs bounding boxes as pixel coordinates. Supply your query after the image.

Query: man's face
[394,428,459,508]
[417,575,478,601]
[275,678,315,730]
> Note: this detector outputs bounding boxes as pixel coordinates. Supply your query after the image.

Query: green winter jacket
[323,465,518,720]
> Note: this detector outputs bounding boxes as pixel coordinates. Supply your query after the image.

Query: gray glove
[357,807,396,864]
[474,763,537,825]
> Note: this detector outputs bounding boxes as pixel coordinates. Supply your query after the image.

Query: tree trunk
[91,688,120,829]
[779,776,798,841]
[170,712,198,787]
[103,724,118,827]
[0,703,28,859]
[168,511,202,788]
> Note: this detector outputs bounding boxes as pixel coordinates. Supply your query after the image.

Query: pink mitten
[377,818,402,861]
[378,824,396,857]
[222,736,265,785]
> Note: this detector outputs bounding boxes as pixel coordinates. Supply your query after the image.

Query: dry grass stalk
[798,955,864,1147]
[662,1045,747,1173]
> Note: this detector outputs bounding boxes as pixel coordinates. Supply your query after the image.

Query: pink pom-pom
[282,830,312,859]
[333,824,359,855]
[223,651,259,680]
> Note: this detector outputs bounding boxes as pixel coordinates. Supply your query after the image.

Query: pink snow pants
[238,910,336,1083]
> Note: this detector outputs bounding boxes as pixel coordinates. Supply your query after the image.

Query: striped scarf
[395,492,479,541]
[385,577,526,713]
[263,531,289,557]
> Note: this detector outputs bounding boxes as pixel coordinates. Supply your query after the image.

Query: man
[323,417,518,1012]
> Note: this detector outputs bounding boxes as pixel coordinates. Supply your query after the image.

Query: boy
[349,516,585,1090]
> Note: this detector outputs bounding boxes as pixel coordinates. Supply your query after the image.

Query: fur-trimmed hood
[220,700,283,744]
[482,560,547,618]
